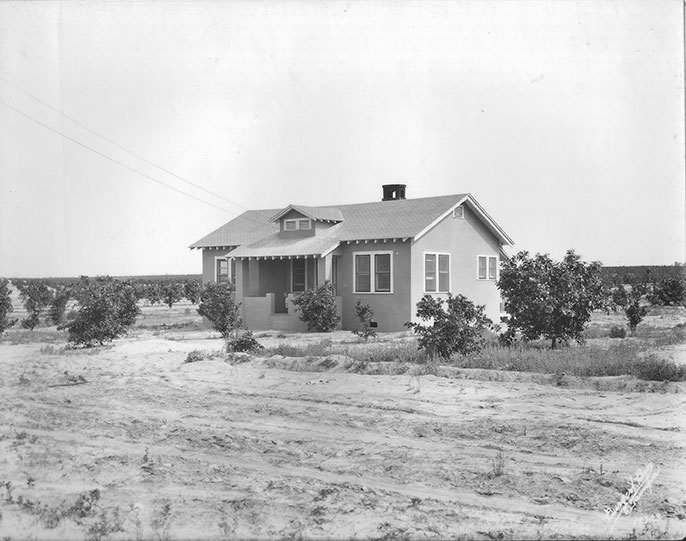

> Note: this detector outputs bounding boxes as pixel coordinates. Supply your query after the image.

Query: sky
[0,0,684,278]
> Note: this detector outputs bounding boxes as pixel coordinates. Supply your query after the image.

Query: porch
[232,255,342,331]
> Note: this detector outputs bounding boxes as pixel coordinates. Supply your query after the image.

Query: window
[477,255,498,280]
[284,218,311,231]
[453,206,464,219]
[354,251,393,293]
[215,257,235,285]
[292,259,306,292]
[425,253,450,292]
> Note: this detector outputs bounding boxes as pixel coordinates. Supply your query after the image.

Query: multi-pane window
[477,255,498,280]
[292,259,306,292]
[425,253,450,292]
[354,251,392,293]
[215,257,236,285]
[284,218,311,231]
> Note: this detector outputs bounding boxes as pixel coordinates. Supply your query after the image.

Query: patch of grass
[451,340,686,382]
[2,328,67,345]
[635,355,686,382]
[263,341,333,358]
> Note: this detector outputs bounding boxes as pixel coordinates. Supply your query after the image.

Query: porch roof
[228,231,340,259]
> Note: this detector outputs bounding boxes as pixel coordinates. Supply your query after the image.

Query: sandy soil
[1,312,685,539]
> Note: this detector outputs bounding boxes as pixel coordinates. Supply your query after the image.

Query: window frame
[284,218,312,231]
[424,252,451,293]
[290,258,308,292]
[477,255,499,281]
[214,255,235,285]
[353,250,394,294]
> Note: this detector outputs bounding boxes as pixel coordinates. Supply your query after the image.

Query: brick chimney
[382,184,407,201]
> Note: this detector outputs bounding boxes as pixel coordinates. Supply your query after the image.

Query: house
[189,185,513,332]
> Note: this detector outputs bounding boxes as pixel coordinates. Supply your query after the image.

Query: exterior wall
[411,205,503,323]
[201,248,233,283]
[333,240,411,332]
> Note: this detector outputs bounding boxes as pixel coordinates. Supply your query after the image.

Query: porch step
[270,314,291,331]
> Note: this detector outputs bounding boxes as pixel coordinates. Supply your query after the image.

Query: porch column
[317,253,332,286]
[234,258,246,303]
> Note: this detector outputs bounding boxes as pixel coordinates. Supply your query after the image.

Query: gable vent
[382,184,407,201]
[453,206,464,219]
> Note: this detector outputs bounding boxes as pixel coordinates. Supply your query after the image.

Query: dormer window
[284,218,311,231]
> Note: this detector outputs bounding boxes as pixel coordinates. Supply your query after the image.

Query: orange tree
[498,250,606,349]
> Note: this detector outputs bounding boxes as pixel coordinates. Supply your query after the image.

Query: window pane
[355,255,371,292]
[478,256,487,279]
[425,254,436,291]
[292,259,306,291]
[299,219,310,229]
[285,220,296,231]
[438,254,450,291]
[375,254,391,292]
[488,257,497,280]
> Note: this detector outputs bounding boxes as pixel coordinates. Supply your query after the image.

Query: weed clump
[608,326,627,339]
[226,330,263,353]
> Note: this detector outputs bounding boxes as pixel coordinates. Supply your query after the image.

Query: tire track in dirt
[4,425,674,539]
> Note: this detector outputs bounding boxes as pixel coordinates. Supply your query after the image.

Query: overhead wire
[0,97,238,215]
[0,73,250,214]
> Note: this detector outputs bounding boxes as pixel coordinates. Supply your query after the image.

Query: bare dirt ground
[1,305,685,540]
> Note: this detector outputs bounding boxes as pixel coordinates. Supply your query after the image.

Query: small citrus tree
[183,279,203,304]
[405,294,492,360]
[161,281,184,309]
[61,277,140,347]
[352,299,377,340]
[0,278,17,334]
[498,250,606,348]
[291,282,340,332]
[16,280,53,330]
[197,282,242,338]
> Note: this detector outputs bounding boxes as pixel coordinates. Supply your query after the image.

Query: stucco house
[190,185,513,332]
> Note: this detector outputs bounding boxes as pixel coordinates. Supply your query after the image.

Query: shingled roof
[189,193,513,253]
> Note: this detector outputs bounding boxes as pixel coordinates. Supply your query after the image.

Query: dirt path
[1,333,685,540]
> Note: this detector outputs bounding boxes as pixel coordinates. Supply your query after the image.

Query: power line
[0,73,250,214]
[0,98,238,215]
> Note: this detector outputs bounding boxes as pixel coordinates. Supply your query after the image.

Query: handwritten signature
[604,462,660,532]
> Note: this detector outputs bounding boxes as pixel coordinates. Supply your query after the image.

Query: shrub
[352,299,377,340]
[608,326,626,339]
[0,278,17,334]
[197,282,242,338]
[60,277,140,347]
[291,282,340,332]
[183,279,202,304]
[226,330,263,353]
[184,350,206,364]
[405,293,492,360]
[497,250,607,348]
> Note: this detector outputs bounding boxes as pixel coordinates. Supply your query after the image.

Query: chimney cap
[382,184,407,201]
